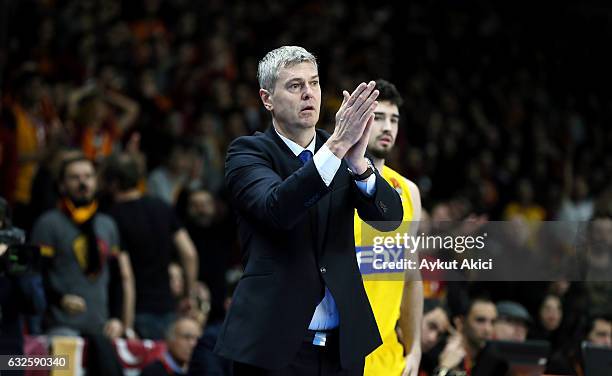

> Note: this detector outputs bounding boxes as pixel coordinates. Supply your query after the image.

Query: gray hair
[257,46,318,92]
[165,319,178,341]
[165,316,197,341]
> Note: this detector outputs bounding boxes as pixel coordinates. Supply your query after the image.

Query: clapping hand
[326,81,379,174]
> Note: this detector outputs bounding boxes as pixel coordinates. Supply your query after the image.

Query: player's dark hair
[375,79,403,107]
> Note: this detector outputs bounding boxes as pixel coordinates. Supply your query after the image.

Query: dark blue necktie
[298,150,313,165]
[298,148,339,331]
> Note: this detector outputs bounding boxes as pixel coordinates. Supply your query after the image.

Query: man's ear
[259,89,273,112]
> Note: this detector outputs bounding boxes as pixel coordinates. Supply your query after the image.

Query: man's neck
[465,342,481,364]
[61,198,98,224]
[114,189,142,202]
[164,351,187,373]
[371,157,385,172]
[273,119,315,148]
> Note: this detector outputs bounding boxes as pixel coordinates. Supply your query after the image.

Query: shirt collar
[163,351,185,374]
[274,127,315,157]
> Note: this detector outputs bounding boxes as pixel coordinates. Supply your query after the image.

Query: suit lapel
[264,126,300,164]
[265,126,332,256]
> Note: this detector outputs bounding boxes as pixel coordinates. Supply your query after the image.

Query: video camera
[0,227,41,276]
[0,198,41,276]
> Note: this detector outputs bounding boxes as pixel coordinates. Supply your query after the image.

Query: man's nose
[429,331,438,343]
[381,119,393,132]
[302,85,314,100]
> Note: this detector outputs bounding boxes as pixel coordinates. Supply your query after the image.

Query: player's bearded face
[367,101,399,160]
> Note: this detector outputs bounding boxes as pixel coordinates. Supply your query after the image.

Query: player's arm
[399,179,424,376]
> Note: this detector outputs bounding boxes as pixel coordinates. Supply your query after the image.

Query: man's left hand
[104,318,124,339]
[403,346,422,376]
[345,108,375,175]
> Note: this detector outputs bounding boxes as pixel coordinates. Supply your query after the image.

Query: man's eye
[311,81,319,86]
[291,83,301,89]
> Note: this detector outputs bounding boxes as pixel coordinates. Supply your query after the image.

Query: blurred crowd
[0,0,611,375]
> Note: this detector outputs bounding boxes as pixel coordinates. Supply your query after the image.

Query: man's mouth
[300,105,315,113]
[378,135,393,144]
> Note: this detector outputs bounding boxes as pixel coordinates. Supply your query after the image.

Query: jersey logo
[355,245,406,275]
[389,177,403,200]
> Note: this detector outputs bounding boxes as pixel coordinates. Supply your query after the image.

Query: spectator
[586,314,612,348]
[493,301,532,342]
[141,316,202,376]
[67,83,140,163]
[558,174,594,222]
[583,216,612,282]
[2,66,61,231]
[147,140,202,205]
[103,153,199,339]
[421,300,451,353]
[546,314,612,374]
[175,188,229,324]
[169,261,211,328]
[418,299,450,376]
[30,154,134,338]
[192,112,225,194]
[530,294,563,342]
[503,179,546,221]
[434,297,506,376]
[29,149,86,229]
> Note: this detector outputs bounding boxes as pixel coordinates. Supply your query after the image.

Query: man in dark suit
[214,46,403,375]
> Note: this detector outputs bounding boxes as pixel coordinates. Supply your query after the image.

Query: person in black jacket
[102,153,199,340]
[213,45,403,375]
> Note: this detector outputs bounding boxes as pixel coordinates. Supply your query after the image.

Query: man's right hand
[326,81,379,159]
[61,294,87,315]
[438,332,466,370]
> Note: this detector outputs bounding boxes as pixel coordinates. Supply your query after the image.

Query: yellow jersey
[354,165,415,376]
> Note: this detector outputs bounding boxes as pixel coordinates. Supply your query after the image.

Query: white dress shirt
[275,128,375,330]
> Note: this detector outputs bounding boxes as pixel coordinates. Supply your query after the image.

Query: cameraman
[0,197,46,367]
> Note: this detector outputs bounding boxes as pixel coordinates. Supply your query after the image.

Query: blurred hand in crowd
[61,294,87,315]
[104,318,124,339]
[438,330,466,370]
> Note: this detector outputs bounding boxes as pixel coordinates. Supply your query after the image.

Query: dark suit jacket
[214,127,403,370]
[141,359,186,376]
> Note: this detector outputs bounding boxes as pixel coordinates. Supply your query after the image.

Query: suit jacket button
[320,267,327,274]
[378,201,388,213]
